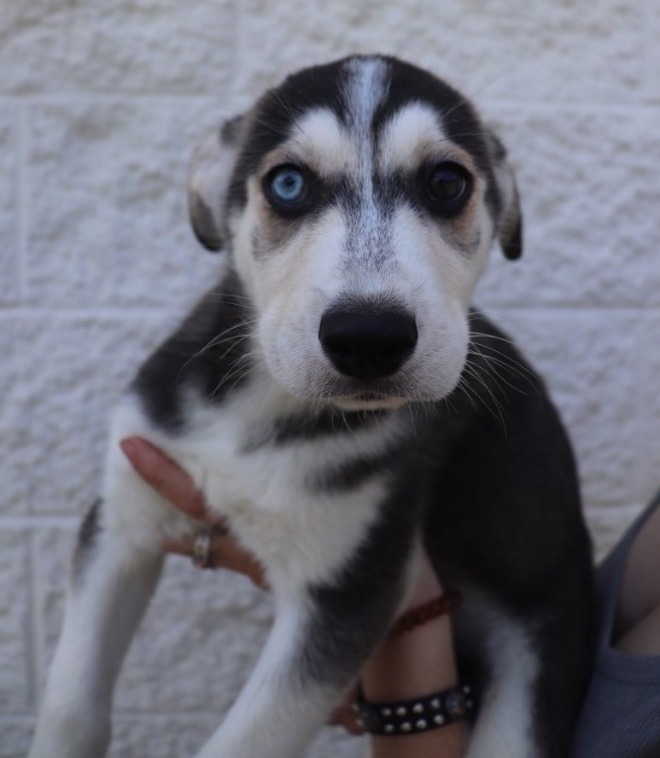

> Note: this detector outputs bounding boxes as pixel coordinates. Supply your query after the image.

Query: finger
[328,706,365,735]
[164,533,268,589]
[337,682,360,710]
[120,436,216,524]
[327,683,364,734]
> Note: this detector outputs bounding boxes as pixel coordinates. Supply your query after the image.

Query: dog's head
[189,55,522,410]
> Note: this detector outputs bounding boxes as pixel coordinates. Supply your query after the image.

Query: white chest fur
[103,380,404,590]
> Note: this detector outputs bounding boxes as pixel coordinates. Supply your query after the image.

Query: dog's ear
[188,115,245,252]
[486,130,523,261]
[498,175,523,261]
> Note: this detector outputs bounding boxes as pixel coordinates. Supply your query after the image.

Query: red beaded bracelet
[388,590,462,638]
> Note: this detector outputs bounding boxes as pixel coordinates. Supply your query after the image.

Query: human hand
[119,436,267,588]
[120,435,366,732]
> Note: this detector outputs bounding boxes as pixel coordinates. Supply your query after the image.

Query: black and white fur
[30,56,594,758]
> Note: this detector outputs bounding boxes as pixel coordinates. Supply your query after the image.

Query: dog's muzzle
[319,307,418,381]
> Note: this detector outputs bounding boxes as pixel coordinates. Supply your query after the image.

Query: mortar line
[642,0,656,102]
[478,98,660,116]
[632,240,656,496]
[229,0,242,97]
[0,94,221,106]
[0,305,175,318]
[111,710,228,719]
[17,103,29,302]
[0,711,221,721]
[0,89,658,114]
[0,304,659,319]
[27,531,43,713]
[0,515,78,529]
[1,93,657,116]
[228,0,252,102]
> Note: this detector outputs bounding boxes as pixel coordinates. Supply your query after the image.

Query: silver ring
[192,530,213,570]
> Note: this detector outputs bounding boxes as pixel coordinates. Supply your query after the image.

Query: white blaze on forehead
[343,57,390,186]
[276,108,357,176]
[335,57,392,257]
[343,57,390,136]
[264,59,390,183]
[377,102,452,174]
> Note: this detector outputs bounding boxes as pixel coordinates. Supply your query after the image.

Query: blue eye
[267,165,307,205]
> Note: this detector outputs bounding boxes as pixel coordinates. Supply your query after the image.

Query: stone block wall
[1,1,659,755]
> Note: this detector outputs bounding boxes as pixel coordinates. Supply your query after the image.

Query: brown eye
[426,162,472,216]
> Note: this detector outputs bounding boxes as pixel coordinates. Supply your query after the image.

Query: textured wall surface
[1,1,659,755]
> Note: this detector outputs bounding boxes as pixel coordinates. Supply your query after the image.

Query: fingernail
[120,438,139,461]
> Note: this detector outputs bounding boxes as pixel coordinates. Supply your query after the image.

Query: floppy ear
[498,173,523,261]
[188,115,245,252]
[486,130,523,260]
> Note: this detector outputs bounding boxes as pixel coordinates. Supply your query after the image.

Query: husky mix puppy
[30,55,594,758]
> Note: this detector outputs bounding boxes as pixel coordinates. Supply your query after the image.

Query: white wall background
[1,1,659,755]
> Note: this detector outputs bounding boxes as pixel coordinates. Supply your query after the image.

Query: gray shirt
[571,491,660,758]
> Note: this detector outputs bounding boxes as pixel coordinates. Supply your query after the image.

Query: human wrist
[388,591,461,639]
[357,555,467,757]
[405,550,444,606]
[359,618,467,758]
[362,613,458,701]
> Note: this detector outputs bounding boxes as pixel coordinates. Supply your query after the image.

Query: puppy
[30,55,594,758]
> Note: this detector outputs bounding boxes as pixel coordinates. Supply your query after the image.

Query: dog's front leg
[29,500,164,758]
[195,577,407,758]
[196,597,335,758]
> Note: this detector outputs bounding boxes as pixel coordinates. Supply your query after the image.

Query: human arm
[358,553,466,758]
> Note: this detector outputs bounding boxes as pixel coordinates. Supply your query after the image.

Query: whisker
[468,346,528,395]
[461,362,508,433]
[176,321,256,382]
[208,349,260,401]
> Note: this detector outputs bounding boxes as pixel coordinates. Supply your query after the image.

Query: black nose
[319,308,418,380]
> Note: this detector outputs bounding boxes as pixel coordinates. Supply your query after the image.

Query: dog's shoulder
[131,268,254,433]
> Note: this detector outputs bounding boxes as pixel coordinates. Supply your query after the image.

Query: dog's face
[189,56,522,410]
